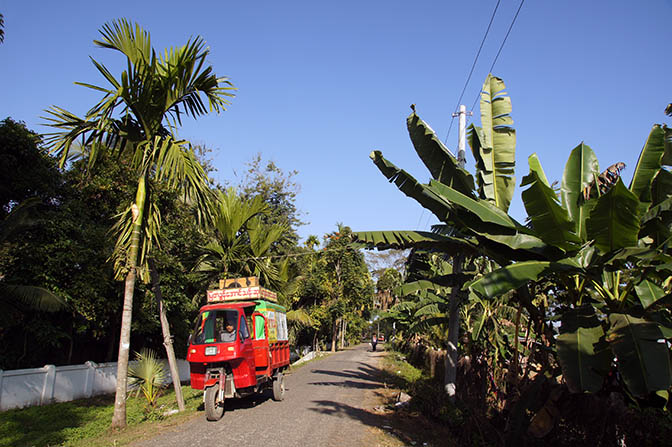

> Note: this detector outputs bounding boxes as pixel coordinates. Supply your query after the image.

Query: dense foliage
[0,118,374,370]
[355,73,672,443]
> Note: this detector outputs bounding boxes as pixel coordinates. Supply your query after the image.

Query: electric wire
[443,0,502,144]
[469,0,526,114]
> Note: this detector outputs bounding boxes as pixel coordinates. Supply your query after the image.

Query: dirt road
[134,343,387,447]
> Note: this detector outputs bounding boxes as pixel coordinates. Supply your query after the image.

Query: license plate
[205,346,217,356]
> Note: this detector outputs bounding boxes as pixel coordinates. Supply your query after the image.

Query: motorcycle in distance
[187,277,290,420]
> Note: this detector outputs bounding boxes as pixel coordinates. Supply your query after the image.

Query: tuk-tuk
[186,277,290,420]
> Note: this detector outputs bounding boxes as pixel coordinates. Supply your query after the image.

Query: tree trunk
[444,254,463,400]
[111,177,146,429]
[111,267,137,428]
[149,258,185,412]
[330,318,338,352]
[507,304,523,386]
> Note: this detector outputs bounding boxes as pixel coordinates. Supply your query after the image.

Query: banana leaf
[629,124,666,204]
[660,125,672,165]
[352,229,478,254]
[467,258,581,297]
[521,154,581,250]
[556,306,611,393]
[469,74,516,212]
[427,179,517,229]
[586,179,641,253]
[650,168,672,207]
[607,313,671,396]
[396,274,477,296]
[370,150,455,223]
[634,279,666,309]
[561,143,600,240]
[406,112,475,196]
[371,153,554,261]
[641,169,672,244]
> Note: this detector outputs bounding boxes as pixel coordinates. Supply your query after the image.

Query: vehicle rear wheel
[272,372,285,401]
[205,385,225,421]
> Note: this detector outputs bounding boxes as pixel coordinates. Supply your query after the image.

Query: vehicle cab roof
[199,301,257,312]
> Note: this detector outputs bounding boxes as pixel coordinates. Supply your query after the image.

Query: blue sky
[1,1,671,242]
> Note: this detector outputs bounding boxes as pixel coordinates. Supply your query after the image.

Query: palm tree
[44,19,234,428]
[194,188,288,291]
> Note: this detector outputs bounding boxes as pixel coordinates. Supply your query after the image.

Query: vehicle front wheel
[204,385,225,421]
[272,372,285,401]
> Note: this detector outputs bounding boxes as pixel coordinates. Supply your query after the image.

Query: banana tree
[355,75,537,397]
[467,124,672,398]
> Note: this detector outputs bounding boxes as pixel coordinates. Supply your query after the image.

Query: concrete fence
[0,359,190,412]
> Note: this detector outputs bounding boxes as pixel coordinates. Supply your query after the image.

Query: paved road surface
[134,343,386,447]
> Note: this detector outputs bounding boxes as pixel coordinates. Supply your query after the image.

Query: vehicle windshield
[191,309,239,344]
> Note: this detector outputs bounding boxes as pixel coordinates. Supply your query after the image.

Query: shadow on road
[305,350,423,446]
[307,379,381,389]
[308,399,413,445]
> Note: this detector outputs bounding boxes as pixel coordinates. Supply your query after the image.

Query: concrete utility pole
[445,104,472,400]
[452,104,472,169]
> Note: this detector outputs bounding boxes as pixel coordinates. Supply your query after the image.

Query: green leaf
[634,279,666,309]
[469,74,516,212]
[660,125,672,166]
[630,125,666,204]
[467,259,580,297]
[521,154,581,249]
[556,306,611,393]
[607,313,671,396]
[562,143,600,240]
[0,285,66,312]
[370,151,455,223]
[428,179,517,229]
[352,229,478,254]
[640,169,672,245]
[586,179,641,253]
[527,152,551,187]
[406,112,475,195]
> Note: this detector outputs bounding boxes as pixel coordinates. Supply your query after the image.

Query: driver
[219,318,237,342]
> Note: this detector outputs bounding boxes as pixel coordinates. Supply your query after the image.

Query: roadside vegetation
[0,387,203,447]
[355,74,672,444]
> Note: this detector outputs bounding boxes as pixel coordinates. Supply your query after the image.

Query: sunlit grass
[0,385,202,447]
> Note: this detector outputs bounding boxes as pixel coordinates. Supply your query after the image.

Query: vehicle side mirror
[187,334,192,345]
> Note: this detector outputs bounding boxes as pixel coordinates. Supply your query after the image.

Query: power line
[444,0,502,144]
[469,0,526,114]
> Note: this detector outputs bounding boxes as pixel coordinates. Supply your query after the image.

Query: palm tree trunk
[111,178,146,429]
[149,258,185,411]
[444,254,463,400]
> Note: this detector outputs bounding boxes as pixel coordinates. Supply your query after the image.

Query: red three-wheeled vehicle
[186,278,290,420]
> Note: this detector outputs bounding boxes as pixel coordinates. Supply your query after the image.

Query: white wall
[0,359,190,412]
